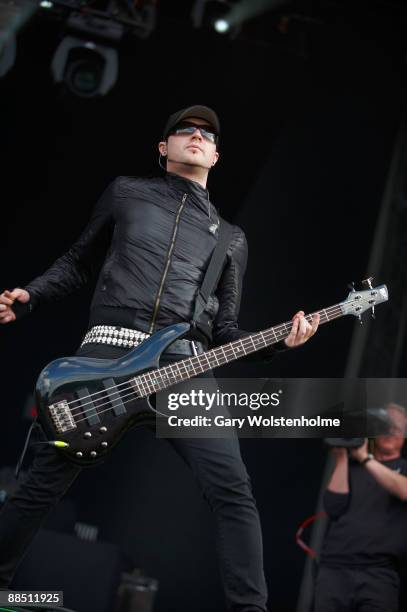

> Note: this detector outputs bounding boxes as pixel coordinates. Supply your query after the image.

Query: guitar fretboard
[130,303,344,398]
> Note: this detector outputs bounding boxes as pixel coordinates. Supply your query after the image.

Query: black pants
[0,343,268,612]
[314,565,400,612]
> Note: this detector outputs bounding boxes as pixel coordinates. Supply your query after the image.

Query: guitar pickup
[102,378,126,416]
[49,400,77,433]
[76,387,101,426]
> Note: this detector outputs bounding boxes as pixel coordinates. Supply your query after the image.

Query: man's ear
[158,141,168,156]
[212,150,220,166]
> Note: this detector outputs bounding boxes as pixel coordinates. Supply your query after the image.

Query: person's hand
[349,439,369,463]
[0,288,30,324]
[284,311,320,348]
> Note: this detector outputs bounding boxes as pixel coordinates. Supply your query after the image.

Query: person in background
[315,403,407,612]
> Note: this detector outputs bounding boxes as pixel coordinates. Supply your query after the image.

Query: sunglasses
[170,122,218,145]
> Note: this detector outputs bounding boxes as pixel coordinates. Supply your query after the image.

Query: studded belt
[81,325,150,348]
[80,325,205,356]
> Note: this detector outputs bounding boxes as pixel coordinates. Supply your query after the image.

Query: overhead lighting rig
[40,0,156,38]
[48,0,156,96]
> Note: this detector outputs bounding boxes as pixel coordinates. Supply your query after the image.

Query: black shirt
[320,457,407,567]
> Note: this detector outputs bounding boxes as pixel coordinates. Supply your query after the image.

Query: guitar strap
[192,219,233,324]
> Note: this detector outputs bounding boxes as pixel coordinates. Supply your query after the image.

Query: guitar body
[35,322,190,466]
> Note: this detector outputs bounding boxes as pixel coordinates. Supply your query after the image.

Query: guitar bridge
[49,400,77,433]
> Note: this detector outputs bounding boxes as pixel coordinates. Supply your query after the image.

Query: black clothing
[24,173,254,349]
[314,565,400,612]
[0,344,268,612]
[320,457,407,567]
[1,173,275,611]
[314,457,407,612]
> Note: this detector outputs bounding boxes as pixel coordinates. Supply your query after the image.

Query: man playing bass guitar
[0,105,319,612]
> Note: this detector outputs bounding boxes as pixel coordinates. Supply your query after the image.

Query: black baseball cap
[163,105,220,140]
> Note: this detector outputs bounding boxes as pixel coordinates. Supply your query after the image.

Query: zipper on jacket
[148,193,188,334]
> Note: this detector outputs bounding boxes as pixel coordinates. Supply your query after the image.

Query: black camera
[324,407,392,448]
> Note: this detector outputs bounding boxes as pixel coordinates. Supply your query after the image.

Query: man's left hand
[349,439,369,463]
[284,311,320,348]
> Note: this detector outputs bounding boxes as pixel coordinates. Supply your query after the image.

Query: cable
[295,511,327,558]
[14,419,37,479]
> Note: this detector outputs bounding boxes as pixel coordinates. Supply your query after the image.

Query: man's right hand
[0,288,30,324]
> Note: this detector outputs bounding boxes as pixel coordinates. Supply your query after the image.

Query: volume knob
[90,451,97,458]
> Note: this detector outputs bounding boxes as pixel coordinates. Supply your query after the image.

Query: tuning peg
[348,281,356,292]
[362,276,374,289]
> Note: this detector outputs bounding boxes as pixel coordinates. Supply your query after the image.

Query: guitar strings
[66,307,340,418]
[64,304,344,417]
[71,296,376,427]
[52,291,377,424]
[71,305,346,427]
[67,302,365,423]
[70,307,352,426]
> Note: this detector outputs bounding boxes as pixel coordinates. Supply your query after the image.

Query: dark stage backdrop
[1,8,406,612]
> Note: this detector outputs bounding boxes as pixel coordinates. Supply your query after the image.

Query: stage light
[192,0,292,39]
[214,18,230,33]
[192,1,243,39]
[51,35,119,97]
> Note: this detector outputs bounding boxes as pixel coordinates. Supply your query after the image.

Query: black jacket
[25,172,278,356]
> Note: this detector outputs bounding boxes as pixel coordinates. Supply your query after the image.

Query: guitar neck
[132,302,345,396]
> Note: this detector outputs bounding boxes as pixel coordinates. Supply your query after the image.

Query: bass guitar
[35,281,388,465]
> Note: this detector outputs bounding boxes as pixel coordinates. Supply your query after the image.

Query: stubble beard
[171,155,209,172]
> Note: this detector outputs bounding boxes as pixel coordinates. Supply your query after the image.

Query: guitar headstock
[340,279,388,320]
